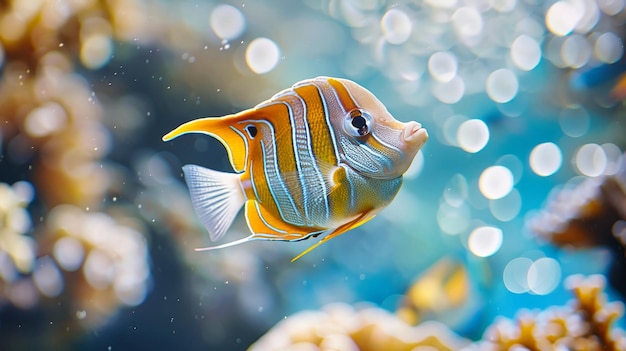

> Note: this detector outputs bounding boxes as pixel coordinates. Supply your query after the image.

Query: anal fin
[183,164,245,241]
[244,201,321,242]
[290,210,374,262]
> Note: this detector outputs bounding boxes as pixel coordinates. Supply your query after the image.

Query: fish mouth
[403,121,429,145]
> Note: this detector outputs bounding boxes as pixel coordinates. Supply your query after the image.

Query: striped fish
[163,77,428,261]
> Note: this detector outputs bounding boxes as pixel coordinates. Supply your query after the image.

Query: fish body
[163,77,428,261]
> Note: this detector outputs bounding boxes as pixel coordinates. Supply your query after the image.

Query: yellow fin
[244,201,323,242]
[162,114,249,173]
[291,211,374,262]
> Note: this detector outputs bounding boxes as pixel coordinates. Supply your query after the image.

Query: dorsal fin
[163,103,290,173]
[163,114,250,173]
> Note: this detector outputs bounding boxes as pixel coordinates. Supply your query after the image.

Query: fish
[162,76,428,261]
[396,256,490,334]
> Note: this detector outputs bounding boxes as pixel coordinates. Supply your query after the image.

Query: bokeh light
[597,0,625,15]
[594,32,623,63]
[496,154,524,185]
[561,34,591,69]
[510,35,541,71]
[468,226,503,257]
[24,102,68,138]
[559,106,590,137]
[80,34,113,70]
[443,174,469,207]
[601,143,623,175]
[33,257,63,298]
[529,142,562,176]
[545,1,582,36]
[486,69,518,103]
[381,8,412,45]
[479,166,514,200]
[437,202,470,235]
[503,256,561,295]
[245,37,280,74]
[432,76,465,104]
[210,4,246,40]
[490,188,522,222]
[575,143,608,177]
[503,257,533,294]
[527,257,561,295]
[428,51,458,83]
[53,237,85,271]
[452,7,483,42]
[457,119,489,153]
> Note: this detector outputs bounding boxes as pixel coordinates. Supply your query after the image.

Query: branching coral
[481,275,626,351]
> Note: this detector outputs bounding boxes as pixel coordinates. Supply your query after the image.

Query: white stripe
[244,118,301,226]
[248,159,261,202]
[310,81,340,222]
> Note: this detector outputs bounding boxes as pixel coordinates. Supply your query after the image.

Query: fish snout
[403,121,429,145]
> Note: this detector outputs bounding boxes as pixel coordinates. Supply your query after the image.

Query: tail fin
[182,165,245,241]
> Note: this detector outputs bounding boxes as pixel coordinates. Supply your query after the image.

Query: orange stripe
[294,84,338,166]
[240,103,298,224]
[328,78,359,113]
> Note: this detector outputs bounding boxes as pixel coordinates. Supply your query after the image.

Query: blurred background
[0,0,625,350]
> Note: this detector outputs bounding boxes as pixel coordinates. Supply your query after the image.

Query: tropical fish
[396,256,489,334]
[162,76,428,261]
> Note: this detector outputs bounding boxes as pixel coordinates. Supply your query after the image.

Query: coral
[251,275,626,351]
[527,169,626,248]
[248,302,472,351]
[39,204,150,328]
[0,0,157,336]
[0,0,159,208]
[0,180,150,327]
[481,275,626,351]
[527,153,626,297]
[0,181,37,308]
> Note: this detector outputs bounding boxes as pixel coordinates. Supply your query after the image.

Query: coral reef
[251,275,626,351]
[249,302,471,351]
[527,154,626,297]
[0,0,158,335]
[527,154,626,248]
[481,275,626,351]
[0,182,36,308]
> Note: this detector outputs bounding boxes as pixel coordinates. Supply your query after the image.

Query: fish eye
[344,109,372,137]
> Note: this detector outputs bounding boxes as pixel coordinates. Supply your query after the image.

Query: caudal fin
[182,164,245,241]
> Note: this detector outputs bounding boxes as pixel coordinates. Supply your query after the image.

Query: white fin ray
[182,164,245,241]
[194,235,256,251]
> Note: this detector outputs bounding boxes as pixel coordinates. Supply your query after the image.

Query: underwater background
[0,0,625,350]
